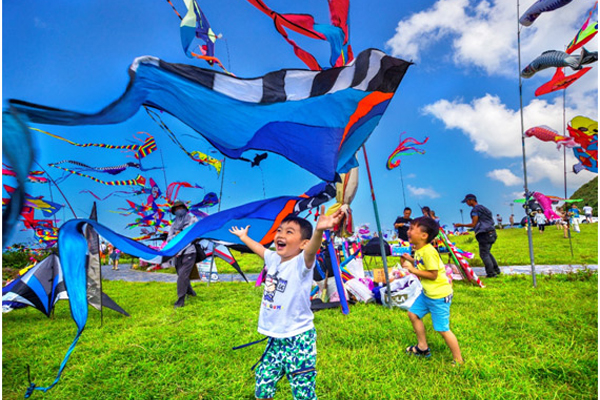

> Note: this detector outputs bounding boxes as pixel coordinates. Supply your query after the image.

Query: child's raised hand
[229,225,250,238]
[315,205,344,231]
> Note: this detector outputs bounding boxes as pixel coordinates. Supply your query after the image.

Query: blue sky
[2,0,598,246]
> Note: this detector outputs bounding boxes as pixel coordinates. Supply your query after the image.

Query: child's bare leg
[408,311,428,350]
[438,330,463,363]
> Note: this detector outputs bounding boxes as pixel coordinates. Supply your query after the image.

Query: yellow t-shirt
[414,243,452,299]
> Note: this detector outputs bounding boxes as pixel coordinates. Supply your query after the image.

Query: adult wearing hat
[168,200,198,308]
[453,194,501,278]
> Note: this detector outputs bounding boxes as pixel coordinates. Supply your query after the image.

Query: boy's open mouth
[276,240,286,251]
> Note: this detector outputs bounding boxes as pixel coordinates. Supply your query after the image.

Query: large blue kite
[8,48,410,182]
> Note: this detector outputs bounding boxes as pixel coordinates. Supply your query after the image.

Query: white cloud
[407,185,440,198]
[386,0,597,77]
[423,93,598,188]
[487,169,521,186]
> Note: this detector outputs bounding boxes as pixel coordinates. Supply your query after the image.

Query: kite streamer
[3,164,48,183]
[247,0,352,70]
[566,2,598,54]
[30,128,157,160]
[386,133,429,169]
[535,67,592,96]
[144,107,223,173]
[165,182,204,203]
[191,192,219,209]
[48,163,146,186]
[3,185,63,218]
[437,227,484,288]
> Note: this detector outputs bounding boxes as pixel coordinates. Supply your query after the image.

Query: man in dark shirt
[453,194,501,278]
[394,207,412,242]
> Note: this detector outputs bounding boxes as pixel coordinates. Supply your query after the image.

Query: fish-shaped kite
[521,48,596,78]
[524,125,578,148]
[519,0,573,27]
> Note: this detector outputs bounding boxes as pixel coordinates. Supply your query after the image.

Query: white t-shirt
[583,206,593,215]
[258,249,315,338]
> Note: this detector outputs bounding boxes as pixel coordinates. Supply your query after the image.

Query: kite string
[33,161,78,218]
[165,0,183,20]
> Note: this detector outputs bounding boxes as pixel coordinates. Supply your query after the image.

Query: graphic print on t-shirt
[263,271,288,303]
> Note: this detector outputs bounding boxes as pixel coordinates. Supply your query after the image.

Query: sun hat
[170,200,188,213]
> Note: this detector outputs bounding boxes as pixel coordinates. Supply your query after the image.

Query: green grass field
[2,271,597,400]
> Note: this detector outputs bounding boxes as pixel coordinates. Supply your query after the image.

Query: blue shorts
[409,292,452,332]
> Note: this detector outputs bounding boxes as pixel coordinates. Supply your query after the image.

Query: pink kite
[531,192,562,221]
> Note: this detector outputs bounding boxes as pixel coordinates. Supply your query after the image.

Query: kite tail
[24,328,84,398]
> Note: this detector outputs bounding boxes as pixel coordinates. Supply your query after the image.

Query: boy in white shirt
[230,206,342,400]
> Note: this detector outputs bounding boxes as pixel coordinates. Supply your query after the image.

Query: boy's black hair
[411,216,439,243]
[281,215,313,240]
[403,207,412,212]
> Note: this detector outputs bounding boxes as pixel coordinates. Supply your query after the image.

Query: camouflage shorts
[255,328,317,400]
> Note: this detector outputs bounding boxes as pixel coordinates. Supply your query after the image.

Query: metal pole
[563,89,574,257]
[361,145,393,306]
[517,0,537,287]
[399,164,407,208]
[460,209,464,224]
[218,158,226,212]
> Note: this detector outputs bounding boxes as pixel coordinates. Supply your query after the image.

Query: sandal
[406,345,431,358]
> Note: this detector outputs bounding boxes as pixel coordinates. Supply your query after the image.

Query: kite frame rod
[361,145,393,306]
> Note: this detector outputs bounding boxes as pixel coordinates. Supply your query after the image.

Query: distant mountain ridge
[571,176,598,216]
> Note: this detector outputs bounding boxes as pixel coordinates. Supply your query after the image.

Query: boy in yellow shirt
[401,216,463,364]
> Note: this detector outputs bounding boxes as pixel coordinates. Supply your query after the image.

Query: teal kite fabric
[23,181,335,396]
[2,111,35,248]
[8,48,411,182]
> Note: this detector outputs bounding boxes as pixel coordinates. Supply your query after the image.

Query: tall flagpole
[517,0,537,287]
[563,89,574,257]
[361,145,393,306]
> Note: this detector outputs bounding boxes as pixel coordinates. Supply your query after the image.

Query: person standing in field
[453,194,501,278]
[509,214,515,227]
[394,207,412,243]
[533,211,547,233]
[168,200,198,309]
[582,204,593,223]
[568,204,581,233]
[496,214,503,229]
